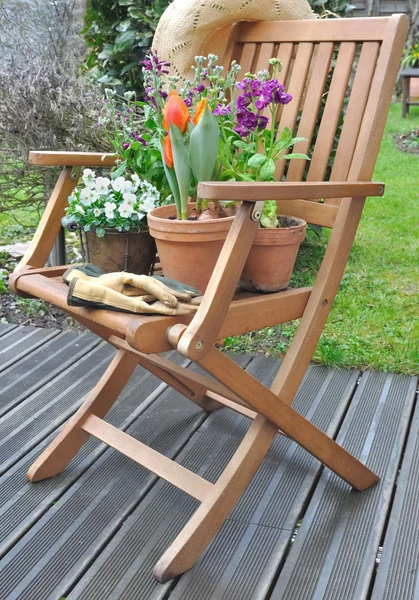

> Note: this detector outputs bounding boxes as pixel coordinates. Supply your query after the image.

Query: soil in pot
[84,229,156,275]
[240,215,306,293]
[148,203,235,292]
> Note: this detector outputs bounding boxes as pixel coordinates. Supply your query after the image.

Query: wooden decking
[0,322,418,600]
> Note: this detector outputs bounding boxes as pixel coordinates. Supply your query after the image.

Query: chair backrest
[222,16,408,213]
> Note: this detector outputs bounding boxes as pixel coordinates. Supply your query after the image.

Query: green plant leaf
[189,106,219,186]
[247,153,269,168]
[111,161,127,179]
[169,124,191,219]
[259,158,275,180]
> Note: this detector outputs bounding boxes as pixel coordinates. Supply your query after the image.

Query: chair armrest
[29,151,117,167]
[198,181,384,200]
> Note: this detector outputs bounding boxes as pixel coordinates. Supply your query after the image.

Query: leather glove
[63,264,201,315]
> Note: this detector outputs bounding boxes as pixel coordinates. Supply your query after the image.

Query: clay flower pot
[147,203,235,292]
[240,216,306,292]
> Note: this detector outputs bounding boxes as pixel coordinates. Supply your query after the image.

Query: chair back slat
[236,42,257,78]
[222,16,408,226]
[328,41,380,203]
[286,42,334,182]
[275,42,294,82]
[274,42,314,180]
[254,43,276,72]
[306,42,357,183]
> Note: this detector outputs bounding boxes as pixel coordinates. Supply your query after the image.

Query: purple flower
[213,104,232,116]
[233,108,269,137]
[159,90,168,99]
[194,83,205,93]
[123,143,130,150]
[135,135,148,146]
[236,94,251,110]
[141,52,170,73]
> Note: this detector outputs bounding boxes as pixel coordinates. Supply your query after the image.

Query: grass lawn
[225,103,419,375]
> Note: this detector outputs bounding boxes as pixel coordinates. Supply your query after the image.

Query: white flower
[95,177,110,193]
[80,187,98,206]
[121,180,135,194]
[140,193,157,212]
[123,192,137,206]
[93,208,102,217]
[111,176,126,192]
[118,203,134,218]
[104,201,117,219]
[131,173,140,190]
[136,211,146,221]
[75,204,85,215]
[82,169,96,188]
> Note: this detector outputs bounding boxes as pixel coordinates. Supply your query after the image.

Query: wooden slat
[307,42,357,182]
[275,42,315,180]
[198,181,384,201]
[328,41,380,204]
[29,151,117,167]
[349,14,409,180]
[254,42,275,72]
[278,199,338,228]
[237,18,389,44]
[235,43,257,80]
[286,42,334,182]
[81,413,214,502]
[275,42,295,83]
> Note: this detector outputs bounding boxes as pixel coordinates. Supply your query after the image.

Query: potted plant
[64,170,160,274]
[401,41,419,69]
[141,53,308,291]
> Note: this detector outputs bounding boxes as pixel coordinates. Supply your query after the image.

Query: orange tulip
[162,90,190,133]
[193,98,209,126]
[163,135,174,169]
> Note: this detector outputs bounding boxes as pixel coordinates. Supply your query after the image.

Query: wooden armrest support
[178,201,260,361]
[29,151,118,167]
[198,181,384,201]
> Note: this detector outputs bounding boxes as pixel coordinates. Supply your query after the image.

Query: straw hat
[153,0,316,79]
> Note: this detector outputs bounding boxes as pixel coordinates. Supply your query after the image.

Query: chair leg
[27,349,138,482]
[197,348,379,492]
[153,415,278,582]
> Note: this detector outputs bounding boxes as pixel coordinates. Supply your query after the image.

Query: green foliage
[83,0,170,94]
[307,0,356,18]
[401,42,419,69]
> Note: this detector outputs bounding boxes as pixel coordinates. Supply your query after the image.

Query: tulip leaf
[160,139,181,214]
[189,106,219,189]
[169,123,191,220]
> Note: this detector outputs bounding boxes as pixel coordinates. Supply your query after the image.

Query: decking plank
[0,323,18,338]
[0,370,248,600]
[68,362,359,600]
[0,331,99,417]
[270,371,418,600]
[0,326,61,372]
[371,385,419,600]
[0,351,186,557]
[0,342,114,475]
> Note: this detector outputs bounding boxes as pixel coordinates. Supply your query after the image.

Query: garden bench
[10,15,407,582]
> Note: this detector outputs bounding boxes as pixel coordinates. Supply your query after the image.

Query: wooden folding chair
[10,15,407,582]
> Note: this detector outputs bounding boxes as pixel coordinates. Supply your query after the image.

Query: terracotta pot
[147,204,234,292]
[84,228,156,275]
[240,216,306,292]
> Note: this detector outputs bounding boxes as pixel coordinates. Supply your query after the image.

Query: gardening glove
[63,264,201,316]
